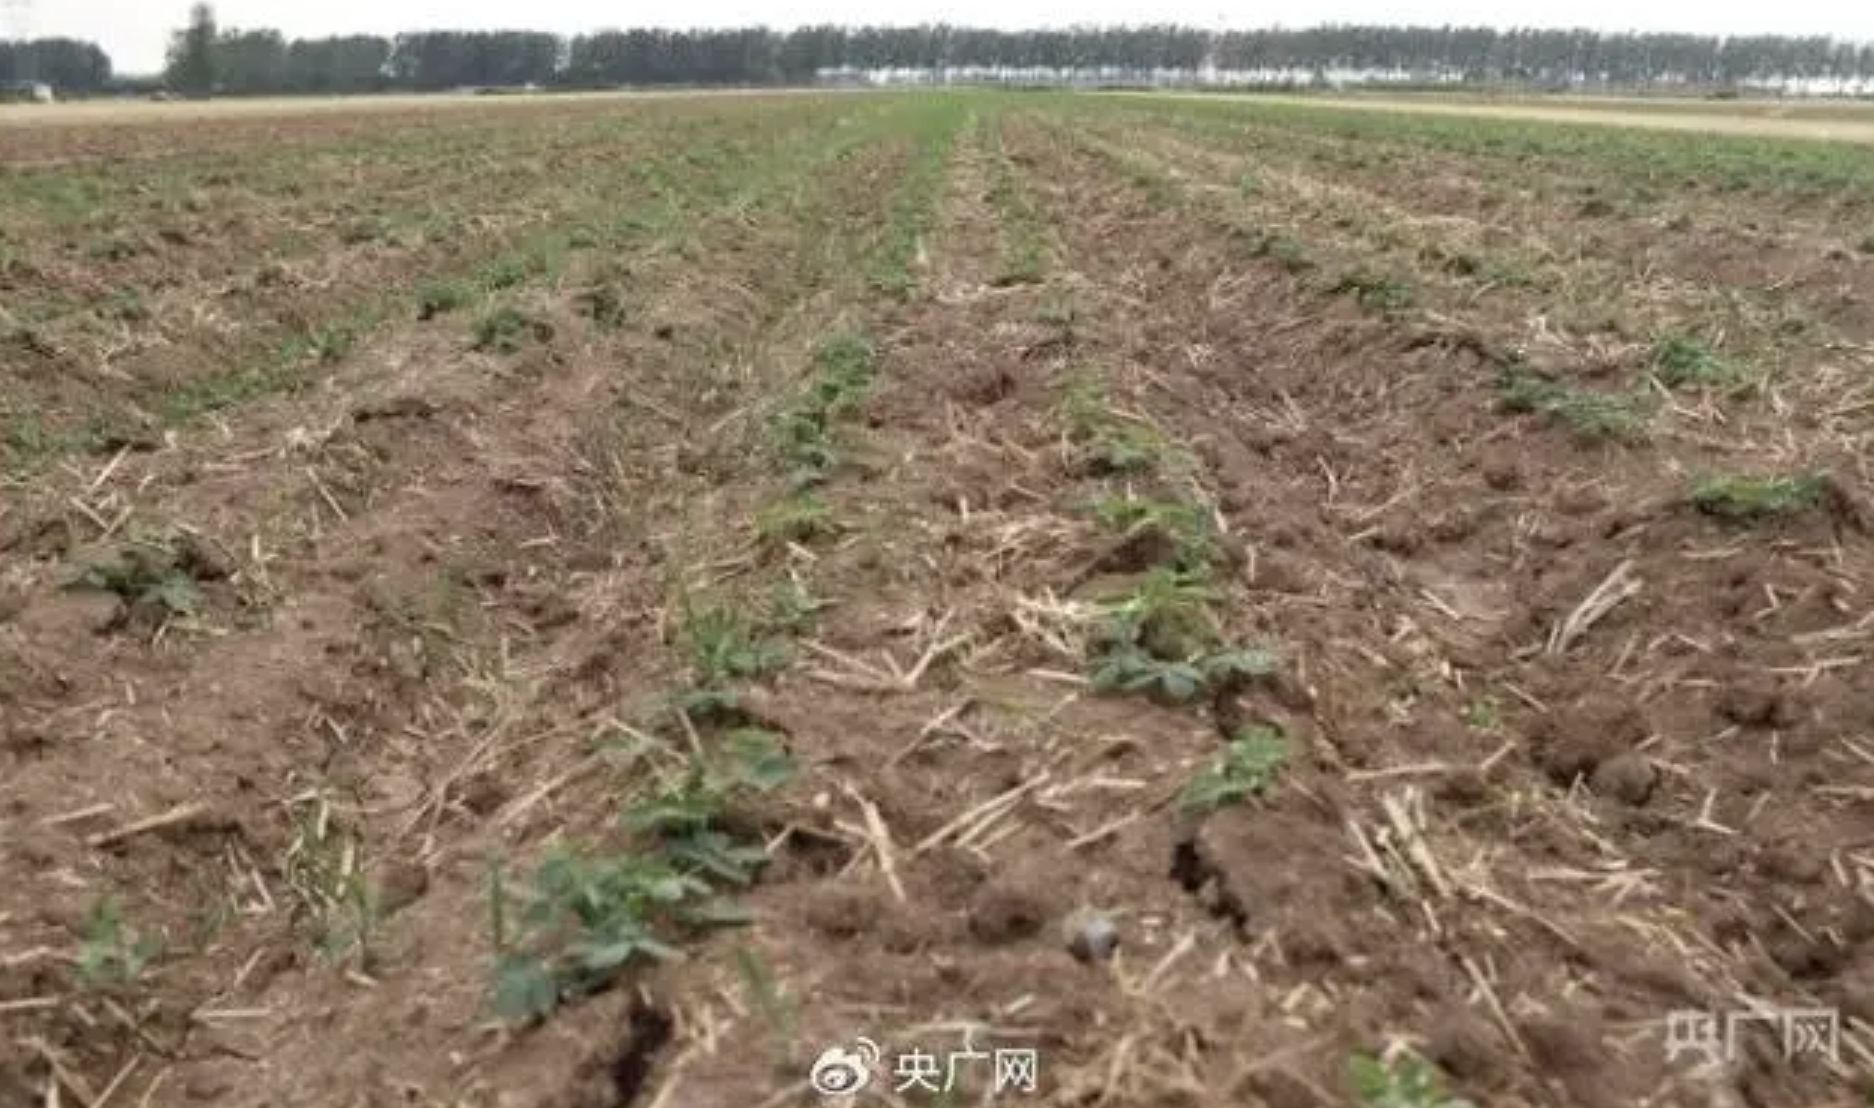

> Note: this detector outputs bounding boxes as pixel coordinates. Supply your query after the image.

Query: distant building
[1,81,55,104]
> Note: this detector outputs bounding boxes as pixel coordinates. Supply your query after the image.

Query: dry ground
[2,90,1873,1108]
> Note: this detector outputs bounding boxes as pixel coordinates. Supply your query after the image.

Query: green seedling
[65,531,203,619]
[310,321,359,363]
[1331,269,1416,314]
[1651,335,1741,388]
[1234,225,1314,273]
[766,576,829,634]
[101,288,150,323]
[416,278,472,320]
[1036,290,1078,328]
[1094,567,1219,662]
[1348,1051,1474,1108]
[1462,697,1500,731]
[770,333,877,483]
[1498,368,1652,443]
[1060,373,1113,440]
[1089,643,1276,703]
[472,307,552,353]
[1088,422,1171,475]
[480,256,529,290]
[1089,648,1210,702]
[681,598,790,687]
[489,848,703,1021]
[1060,374,1181,475]
[485,727,798,1019]
[1690,473,1825,520]
[808,334,877,412]
[77,897,161,987]
[1181,726,1289,813]
[1089,494,1218,569]
[1087,569,1275,701]
[756,491,837,544]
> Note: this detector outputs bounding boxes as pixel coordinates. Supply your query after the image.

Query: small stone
[1062,908,1119,964]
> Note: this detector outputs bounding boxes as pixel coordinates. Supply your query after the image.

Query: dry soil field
[3,90,1874,1108]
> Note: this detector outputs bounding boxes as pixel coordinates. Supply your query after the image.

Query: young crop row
[1041,111,1838,525]
[481,100,966,1025]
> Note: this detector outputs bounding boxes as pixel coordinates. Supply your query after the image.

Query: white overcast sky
[16,0,1874,75]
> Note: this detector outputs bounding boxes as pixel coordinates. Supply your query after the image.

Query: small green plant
[416,279,473,320]
[1087,570,1276,702]
[809,334,877,412]
[985,127,1048,286]
[627,730,793,885]
[1060,374,1180,475]
[489,849,704,1022]
[1461,697,1500,731]
[1089,650,1210,702]
[488,731,794,1022]
[309,321,359,363]
[480,256,529,290]
[765,576,828,634]
[756,492,837,544]
[1036,290,1078,328]
[1651,335,1741,388]
[472,307,552,353]
[1331,269,1416,314]
[998,240,1046,287]
[1089,421,1171,475]
[1348,1051,1474,1108]
[1089,494,1218,569]
[1089,644,1276,703]
[681,598,789,687]
[101,288,150,323]
[77,897,161,987]
[1094,567,1219,661]
[1498,368,1652,443]
[1180,726,1289,813]
[65,531,202,619]
[1234,225,1314,273]
[1061,373,1113,439]
[1690,473,1825,521]
[770,333,877,484]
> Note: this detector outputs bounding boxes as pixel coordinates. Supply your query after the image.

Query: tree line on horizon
[7,8,1874,97]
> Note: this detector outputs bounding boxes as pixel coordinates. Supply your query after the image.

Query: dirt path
[1136,91,1874,145]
